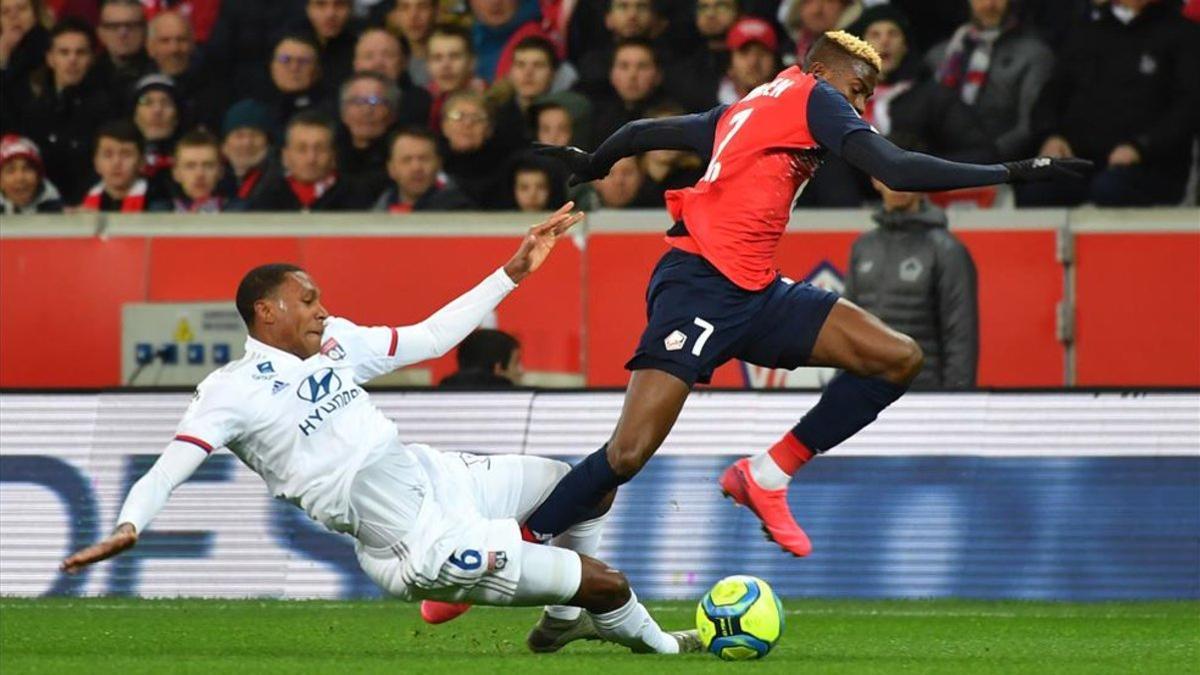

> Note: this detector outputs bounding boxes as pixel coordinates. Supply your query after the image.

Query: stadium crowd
[1,0,1197,214]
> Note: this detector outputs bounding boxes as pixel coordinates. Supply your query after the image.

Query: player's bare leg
[568,554,700,654]
[522,369,690,541]
[722,298,923,555]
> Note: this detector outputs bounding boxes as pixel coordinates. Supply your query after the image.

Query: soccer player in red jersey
[526,31,1090,556]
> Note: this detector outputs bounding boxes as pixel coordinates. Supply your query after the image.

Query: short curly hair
[806,30,882,73]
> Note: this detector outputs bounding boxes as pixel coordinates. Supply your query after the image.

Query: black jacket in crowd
[844,202,979,390]
[17,71,114,203]
[0,25,49,132]
[1032,1,1200,175]
[203,0,308,101]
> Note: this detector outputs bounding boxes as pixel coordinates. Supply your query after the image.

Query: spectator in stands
[257,34,326,138]
[204,0,308,101]
[438,328,523,388]
[589,38,668,144]
[352,27,432,127]
[218,99,274,207]
[80,119,153,212]
[1022,0,1199,207]
[531,100,574,146]
[777,0,859,66]
[131,74,181,189]
[639,103,704,193]
[510,154,566,211]
[492,35,565,142]
[425,24,486,131]
[575,0,666,92]
[151,128,227,212]
[20,18,112,204]
[374,125,475,211]
[384,0,436,87]
[248,111,365,211]
[294,0,360,89]
[927,0,1054,161]
[845,178,978,390]
[664,0,739,111]
[594,155,658,207]
[96,0,152,106]
[469,0,543,84]
[337,71,400,198]
[721,17,779,104]
[0,0,52,131]
[0,134,64,213]
[439,90,516,208]
[139,0,222,45]
[532,90,592,146]
[146,10,225,130]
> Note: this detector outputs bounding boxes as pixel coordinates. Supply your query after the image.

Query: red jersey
[665,67,866,291]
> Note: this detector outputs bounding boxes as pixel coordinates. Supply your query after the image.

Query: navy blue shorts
[626,248,840,386]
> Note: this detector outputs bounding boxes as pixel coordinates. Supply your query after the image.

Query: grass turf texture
[2,598,1197,674]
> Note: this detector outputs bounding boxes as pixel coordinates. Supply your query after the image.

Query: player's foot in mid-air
[420,600,472,624]
[526,611,601,653]
[719,458,813,557]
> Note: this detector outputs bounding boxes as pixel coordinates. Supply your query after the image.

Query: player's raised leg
[722,297,922,555]
[522,369,690,540]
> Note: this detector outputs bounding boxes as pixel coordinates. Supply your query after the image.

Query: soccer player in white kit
[61,204,698,655]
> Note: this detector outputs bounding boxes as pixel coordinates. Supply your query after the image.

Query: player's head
[802,30,881,115]
[237,263,329,358]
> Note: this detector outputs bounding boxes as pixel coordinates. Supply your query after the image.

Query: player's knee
[594,569,632,612]
[892,335,924,384]
[605,440,653,478]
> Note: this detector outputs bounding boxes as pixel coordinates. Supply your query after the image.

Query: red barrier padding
[0,238,149,386]
[1075,232,1200,386]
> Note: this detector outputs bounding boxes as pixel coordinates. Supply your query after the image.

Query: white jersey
[131,267,518,535]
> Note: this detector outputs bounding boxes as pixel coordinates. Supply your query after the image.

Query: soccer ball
[695,575,784,660]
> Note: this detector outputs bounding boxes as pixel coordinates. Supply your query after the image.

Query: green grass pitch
[2,598,1197,674]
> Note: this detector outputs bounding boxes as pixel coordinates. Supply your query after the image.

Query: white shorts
[352,450,581,607]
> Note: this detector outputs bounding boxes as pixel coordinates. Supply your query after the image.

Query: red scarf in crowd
[286,173,337,209]
[237,167,263,200]
[80,179,148,212]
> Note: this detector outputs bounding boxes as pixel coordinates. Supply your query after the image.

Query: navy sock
[792,373,908,453]
[525,445,627,538]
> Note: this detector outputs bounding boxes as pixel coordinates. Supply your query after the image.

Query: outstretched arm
[807,80,1091,192]
[535,105,728,184]
[61,440,208,573]
[383,203,583,368]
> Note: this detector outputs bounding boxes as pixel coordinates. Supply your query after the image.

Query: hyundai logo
[297,368,342,403]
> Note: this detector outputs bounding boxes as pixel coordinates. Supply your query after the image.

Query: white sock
[748,452,791,490]
[545,515,605,621]
[589,591,679,654]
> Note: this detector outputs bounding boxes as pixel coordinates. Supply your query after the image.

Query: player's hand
[1107,143,1141,167]
[531,143,601,186]
[60,523,138,574]
[503,202,584,284]
[1003,157,1094,183]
